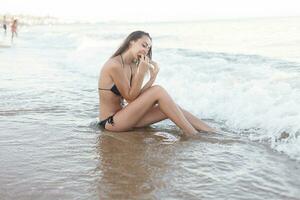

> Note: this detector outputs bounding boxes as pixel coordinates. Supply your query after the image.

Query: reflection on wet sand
[92,127,297,200]
[95,130,177,199]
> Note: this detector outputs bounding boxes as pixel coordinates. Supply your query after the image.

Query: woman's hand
[139,59,159,94]
[137,55,150,73]
[149,60,159,80]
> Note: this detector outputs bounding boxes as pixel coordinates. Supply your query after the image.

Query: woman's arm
[140,78,155,94]
[140,61,159,93]
[110,56,150,101]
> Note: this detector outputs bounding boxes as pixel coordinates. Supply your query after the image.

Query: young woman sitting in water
[98,30,215,137]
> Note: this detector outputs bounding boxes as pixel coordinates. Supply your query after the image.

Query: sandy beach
[1,18,300,199]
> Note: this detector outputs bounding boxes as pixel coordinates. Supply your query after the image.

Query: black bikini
[98,80,122,97]
[98,55,133,129]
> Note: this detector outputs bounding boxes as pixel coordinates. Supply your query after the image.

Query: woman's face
[130,35,152,59]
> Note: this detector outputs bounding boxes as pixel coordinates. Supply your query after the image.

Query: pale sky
[2,0,300,22]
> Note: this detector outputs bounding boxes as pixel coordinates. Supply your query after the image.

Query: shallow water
[1,125,300,199]
[1,17,300,199]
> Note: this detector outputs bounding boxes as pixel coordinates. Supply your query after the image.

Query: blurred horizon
[1,13,300,26]
[1,0,300,23]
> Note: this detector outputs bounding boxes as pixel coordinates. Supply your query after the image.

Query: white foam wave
[157,49,300,160]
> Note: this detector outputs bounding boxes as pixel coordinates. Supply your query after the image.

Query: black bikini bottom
[99,114,115,129]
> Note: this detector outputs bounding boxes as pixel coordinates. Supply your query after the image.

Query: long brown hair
[111,31,152,59]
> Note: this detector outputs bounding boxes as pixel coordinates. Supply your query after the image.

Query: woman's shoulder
[103,56,122,71]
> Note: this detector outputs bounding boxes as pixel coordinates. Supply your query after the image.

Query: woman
[3,16,7,34]
[11,19,18,41]
[98,31,215,136]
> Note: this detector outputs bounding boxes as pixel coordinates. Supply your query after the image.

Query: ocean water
[0,17,300,199]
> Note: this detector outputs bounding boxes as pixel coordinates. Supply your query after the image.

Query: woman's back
[98,58,124,119]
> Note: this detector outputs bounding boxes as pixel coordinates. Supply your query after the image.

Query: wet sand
[0,121,299,200]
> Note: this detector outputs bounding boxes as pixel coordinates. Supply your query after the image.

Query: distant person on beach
[11,19,18,42]
[2,16,7,34]
[98,30,215,137]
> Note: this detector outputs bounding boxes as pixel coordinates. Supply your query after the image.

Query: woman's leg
[177,106,216,132]
[105,85,197,135]
[134,104,215,132]
[133,104,167,128]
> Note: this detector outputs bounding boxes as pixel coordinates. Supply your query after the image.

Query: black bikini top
[110,84,122,96]
[98,55,133,97]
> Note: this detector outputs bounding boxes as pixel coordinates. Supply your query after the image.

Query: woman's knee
[149,85,167,94]
[141,85,168,102]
